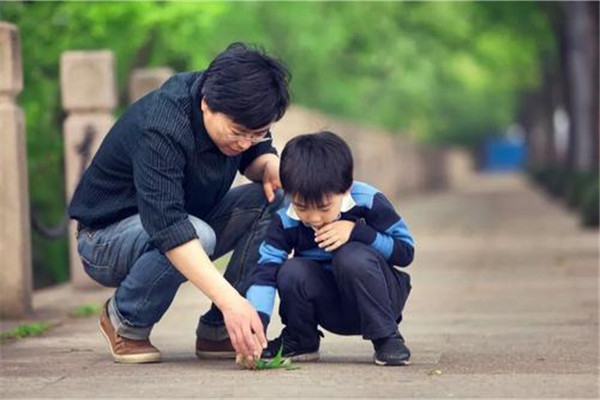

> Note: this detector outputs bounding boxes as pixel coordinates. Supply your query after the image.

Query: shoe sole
[195,350,237,360]
[290,351,320,362]
[263,351,320,362]
[99,321,161,364]
[374,357,411,366]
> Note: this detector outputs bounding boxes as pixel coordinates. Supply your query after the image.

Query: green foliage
[579,177,599,228]
[0,2,557,285]
[254,345,299,371]
[0,321,53,344]
[529,166,599,228]
[70,303,102,318]
[565,172,598,209]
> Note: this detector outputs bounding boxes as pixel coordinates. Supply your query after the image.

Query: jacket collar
[286,192,356,221]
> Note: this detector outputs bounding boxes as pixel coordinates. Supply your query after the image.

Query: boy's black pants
[277,242,411,348]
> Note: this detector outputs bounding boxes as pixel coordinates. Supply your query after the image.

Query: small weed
[0,321,53,344]
[254,346,300,371]
[71,303,102,318]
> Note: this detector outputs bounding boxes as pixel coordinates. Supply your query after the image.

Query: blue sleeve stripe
[350,181,378,209]
[385,219,415,247]
[371,232,394,259]
[246,285,276,317]
[296,247,334,261]
[258,242,288,265]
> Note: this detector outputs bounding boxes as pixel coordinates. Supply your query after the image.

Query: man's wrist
[262,156,278,174]
[213,288,242,313]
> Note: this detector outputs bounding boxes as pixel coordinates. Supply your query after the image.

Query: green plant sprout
[253,345,300,371]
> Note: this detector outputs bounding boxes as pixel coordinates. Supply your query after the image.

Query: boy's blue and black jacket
[246,181,415,327]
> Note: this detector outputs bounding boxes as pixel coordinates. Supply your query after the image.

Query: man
[68,43,290,364]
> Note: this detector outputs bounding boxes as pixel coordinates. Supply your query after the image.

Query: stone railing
[0,22,32,318]
[0,22,470,317]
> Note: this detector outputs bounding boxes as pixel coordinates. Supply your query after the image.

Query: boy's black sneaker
[372,331,411,366]
[261,328,320,362]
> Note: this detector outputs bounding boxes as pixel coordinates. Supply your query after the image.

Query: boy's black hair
[280,131,354,206]
[201,42,291,130]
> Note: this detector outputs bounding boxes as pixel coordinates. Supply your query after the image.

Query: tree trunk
[590,2,599,172]
[562,1,598,173]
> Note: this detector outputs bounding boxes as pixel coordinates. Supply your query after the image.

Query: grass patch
[0,321,53,344]
[70,303,102,318]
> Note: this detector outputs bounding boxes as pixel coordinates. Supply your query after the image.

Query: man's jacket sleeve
[132,96,197,253]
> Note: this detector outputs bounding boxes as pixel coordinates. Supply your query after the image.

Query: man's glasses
[227,131,272,144]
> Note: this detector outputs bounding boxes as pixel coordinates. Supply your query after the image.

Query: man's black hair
[280,131,354,206]
[201,42,291,130]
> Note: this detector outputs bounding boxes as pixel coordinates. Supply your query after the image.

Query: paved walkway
[1,173,598,398]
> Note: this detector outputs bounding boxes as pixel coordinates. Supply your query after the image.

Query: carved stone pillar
[0,22,32,317]
[60,50,116,288]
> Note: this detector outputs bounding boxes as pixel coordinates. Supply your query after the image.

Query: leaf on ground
[253,345,300,371]
[426,369,443,376]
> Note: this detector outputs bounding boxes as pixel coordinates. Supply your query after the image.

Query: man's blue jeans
[76,183,283,340]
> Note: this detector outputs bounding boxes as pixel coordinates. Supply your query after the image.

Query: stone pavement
[1,173,598,398]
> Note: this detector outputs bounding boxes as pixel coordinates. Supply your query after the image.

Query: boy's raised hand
[315,220,355,251]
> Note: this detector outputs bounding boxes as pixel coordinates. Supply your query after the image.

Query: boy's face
[291,192,348,230]
[201,98,271,156]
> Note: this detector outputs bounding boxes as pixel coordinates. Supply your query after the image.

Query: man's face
[291,192,347,230]
[201,98,272,156]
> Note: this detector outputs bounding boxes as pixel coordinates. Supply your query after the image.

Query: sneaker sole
[99,321,161,364]
[195,350,237,360]
[374,356,411,366]
[263,351,320,362]
[290,351,320,362]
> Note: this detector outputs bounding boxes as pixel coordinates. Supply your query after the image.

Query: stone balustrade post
[0,22,32,318]
[128,67,173,104]
[60,50,116,288]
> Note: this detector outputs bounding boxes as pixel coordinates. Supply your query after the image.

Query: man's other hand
[262,158,281,203]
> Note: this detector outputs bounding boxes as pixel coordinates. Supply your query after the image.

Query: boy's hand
[315,220,355,251]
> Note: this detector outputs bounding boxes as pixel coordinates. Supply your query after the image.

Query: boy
[245,131,414,366]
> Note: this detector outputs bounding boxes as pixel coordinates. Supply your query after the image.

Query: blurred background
[0,1,598,289]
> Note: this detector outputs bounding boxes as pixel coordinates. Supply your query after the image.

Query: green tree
[0,1,558,285]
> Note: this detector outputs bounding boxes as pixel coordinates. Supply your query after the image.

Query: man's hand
[220,295,267,364]
[243,154,281,203]
[166,240,267,364]
[235,334,263,369]
[262,158,281,203]
[315,220,356,251]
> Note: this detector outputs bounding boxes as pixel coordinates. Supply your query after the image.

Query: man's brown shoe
[195,337,236,359]
[99,301,161,364]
